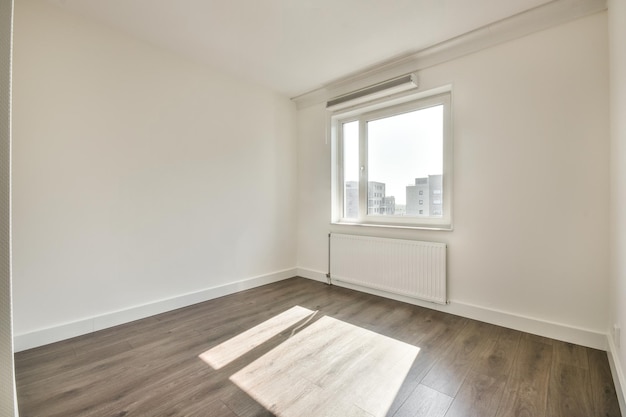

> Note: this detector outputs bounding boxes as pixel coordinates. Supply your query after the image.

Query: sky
[343,105,443,205]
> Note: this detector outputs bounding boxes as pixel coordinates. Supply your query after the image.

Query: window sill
[331,220,453,232]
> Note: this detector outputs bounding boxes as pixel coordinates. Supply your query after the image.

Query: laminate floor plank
[421,320,498,397]
[470,326,521,379]
[13,342,78,381]
[18,326,200,391]
[392,384,453,417]
[553,340,589,370]
[20,328,234,416]
[14,277,621,417]
[588,349,622,417]
[18,338,136,387]
[183,398,239,417]
[494,337,552,417]
[386,310,469,416]
[385,350,444,416]
[443,327,521,417]
[444,371,507,417]
[220,388,275,417]
[546,362,592,417]
[93,367,228,417]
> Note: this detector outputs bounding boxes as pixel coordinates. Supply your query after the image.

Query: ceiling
[46,0,555,97]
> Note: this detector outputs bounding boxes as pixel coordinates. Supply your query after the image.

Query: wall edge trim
[13,268,297,352]
[297,267,607,350]
[607,335,626,415]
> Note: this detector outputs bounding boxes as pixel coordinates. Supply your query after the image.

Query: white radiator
[329,233,447,304]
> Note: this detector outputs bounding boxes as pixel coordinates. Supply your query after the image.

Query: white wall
[609,0,626,409]
[298,13,610,345]
[0,0,17,413]
[11,0,297,344]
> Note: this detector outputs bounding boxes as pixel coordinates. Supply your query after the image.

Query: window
[332,89,452,229]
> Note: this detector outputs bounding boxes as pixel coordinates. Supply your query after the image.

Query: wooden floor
[15,277,621,417]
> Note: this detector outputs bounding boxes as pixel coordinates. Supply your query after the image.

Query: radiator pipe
[326,233,332,285]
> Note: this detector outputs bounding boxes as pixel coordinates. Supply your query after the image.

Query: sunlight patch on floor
[229,315,420,417]
[199,305,316,369]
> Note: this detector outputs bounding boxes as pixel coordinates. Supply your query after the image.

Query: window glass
[367,106,443,218]
[342,121,359,219]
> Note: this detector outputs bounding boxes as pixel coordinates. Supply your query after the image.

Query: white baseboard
[14,268,297,352]
[296,268,607,350]
[15,266,610,353]
[607,335,626,415]
[296,268,328,283]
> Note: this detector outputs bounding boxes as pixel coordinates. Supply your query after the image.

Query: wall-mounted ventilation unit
[326,73,419,111]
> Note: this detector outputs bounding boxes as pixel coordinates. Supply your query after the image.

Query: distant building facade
[406,174,443,216]
[368,182,386,215]
[382,196,395,215]
[344,181,396,217]
[345,181,358,218]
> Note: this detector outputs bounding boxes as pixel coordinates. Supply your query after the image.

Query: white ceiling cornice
[292,0,607,110]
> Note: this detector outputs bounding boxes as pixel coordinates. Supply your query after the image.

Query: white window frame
[330,87,453,230]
